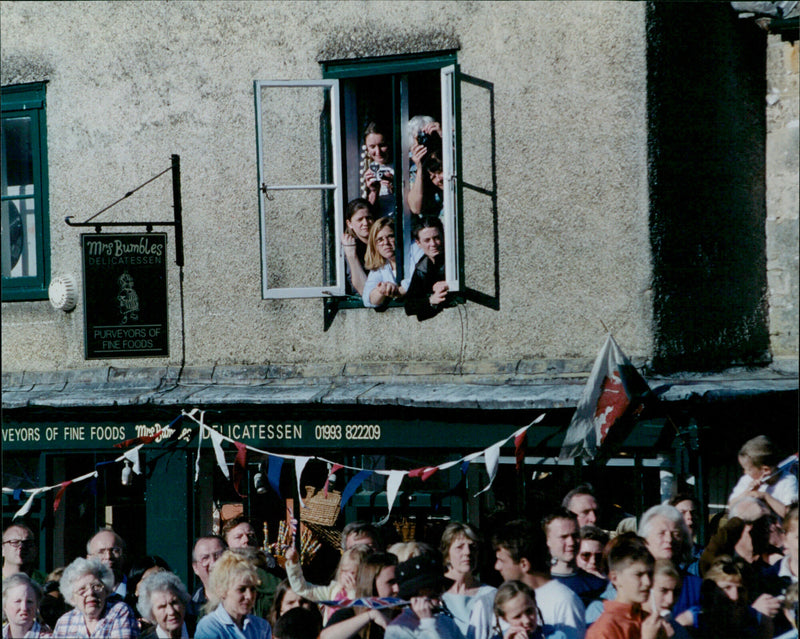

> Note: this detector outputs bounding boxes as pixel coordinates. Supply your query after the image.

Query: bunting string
[3,409,545,522]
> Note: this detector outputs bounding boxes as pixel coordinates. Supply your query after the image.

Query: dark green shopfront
[2,370,796,588]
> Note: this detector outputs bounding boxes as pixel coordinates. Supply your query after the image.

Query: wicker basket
[299,486,341,527]
[303,521,343,550]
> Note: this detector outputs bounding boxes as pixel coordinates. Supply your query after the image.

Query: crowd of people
[342,117,450,320]
[2,435,797,639]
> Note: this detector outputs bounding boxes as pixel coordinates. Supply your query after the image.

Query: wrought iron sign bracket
[65,154,184,267]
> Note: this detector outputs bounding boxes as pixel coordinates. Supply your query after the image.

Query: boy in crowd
[587,534,671,639]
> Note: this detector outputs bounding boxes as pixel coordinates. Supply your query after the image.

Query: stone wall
[766,34,799,359]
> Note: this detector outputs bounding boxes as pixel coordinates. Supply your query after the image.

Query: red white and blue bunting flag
[324,464,344,497]
[408,466,439,481]
[232,442,248,497]
[268,455,284,499]
[52,481,72,514]
[514,429,527,471]
[375,470,406,526]
[3,409,545,522]
[317,596,409,610]
[120,447,142,476]
[341,470,373,507]
[294,456,312,508]
[194,410,206,482]
[208,428,229,479]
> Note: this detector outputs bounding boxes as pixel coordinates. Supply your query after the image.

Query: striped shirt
[53,601,139,638]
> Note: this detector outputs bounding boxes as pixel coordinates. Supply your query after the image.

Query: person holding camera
[407,117,444,218]
[362,122,395,217]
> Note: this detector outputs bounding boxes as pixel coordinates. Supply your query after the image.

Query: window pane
[263,189,334,290]
[258,85,331,188]
[1,198,38,278]
[460,78,494,292]
[2,116,35,192]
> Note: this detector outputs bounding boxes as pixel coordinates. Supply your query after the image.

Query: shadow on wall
[647,1,770,373]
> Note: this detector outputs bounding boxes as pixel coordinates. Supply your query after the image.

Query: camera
[370,163,390,181]
[417,131,430,147]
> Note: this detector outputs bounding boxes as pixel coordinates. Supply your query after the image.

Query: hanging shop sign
[82,233,169,359]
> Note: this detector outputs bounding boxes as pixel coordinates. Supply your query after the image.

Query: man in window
[404,216,450,321]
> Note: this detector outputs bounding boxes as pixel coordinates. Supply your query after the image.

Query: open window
[254,80,344,298]
[255,52,498,313]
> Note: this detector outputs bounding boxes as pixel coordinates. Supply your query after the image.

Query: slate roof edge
[2,361,797,411]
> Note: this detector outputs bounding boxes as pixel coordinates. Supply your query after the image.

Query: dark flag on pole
[559,334,654,461]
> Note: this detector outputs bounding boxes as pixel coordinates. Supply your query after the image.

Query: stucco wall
[765,35,799,359]
[1,1,653,372]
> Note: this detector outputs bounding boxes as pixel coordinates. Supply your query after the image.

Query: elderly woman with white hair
[637,504,703,627]
[53,557,138,638]
[136,572,192,639]
[2,572,52,638]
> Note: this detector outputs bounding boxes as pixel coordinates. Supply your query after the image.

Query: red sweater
[586,600,645,639]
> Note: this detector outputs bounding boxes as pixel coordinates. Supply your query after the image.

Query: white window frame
[254,79,345,299]
[440,65,460,293]
[255,61,464,302]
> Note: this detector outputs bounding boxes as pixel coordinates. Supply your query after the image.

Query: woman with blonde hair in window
[362,218,405,310]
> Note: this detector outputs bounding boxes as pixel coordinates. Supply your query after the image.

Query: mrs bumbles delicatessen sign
[82,233,169,359]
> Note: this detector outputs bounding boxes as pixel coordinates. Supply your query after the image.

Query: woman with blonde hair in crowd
[194,550,271,639]
[3,573,52,638]
[697,556,770,639]
[491,580,553,639]
[440,522,496,639]
[641,560,690,638]
[322,552,400,639]
[285,544,372,624]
